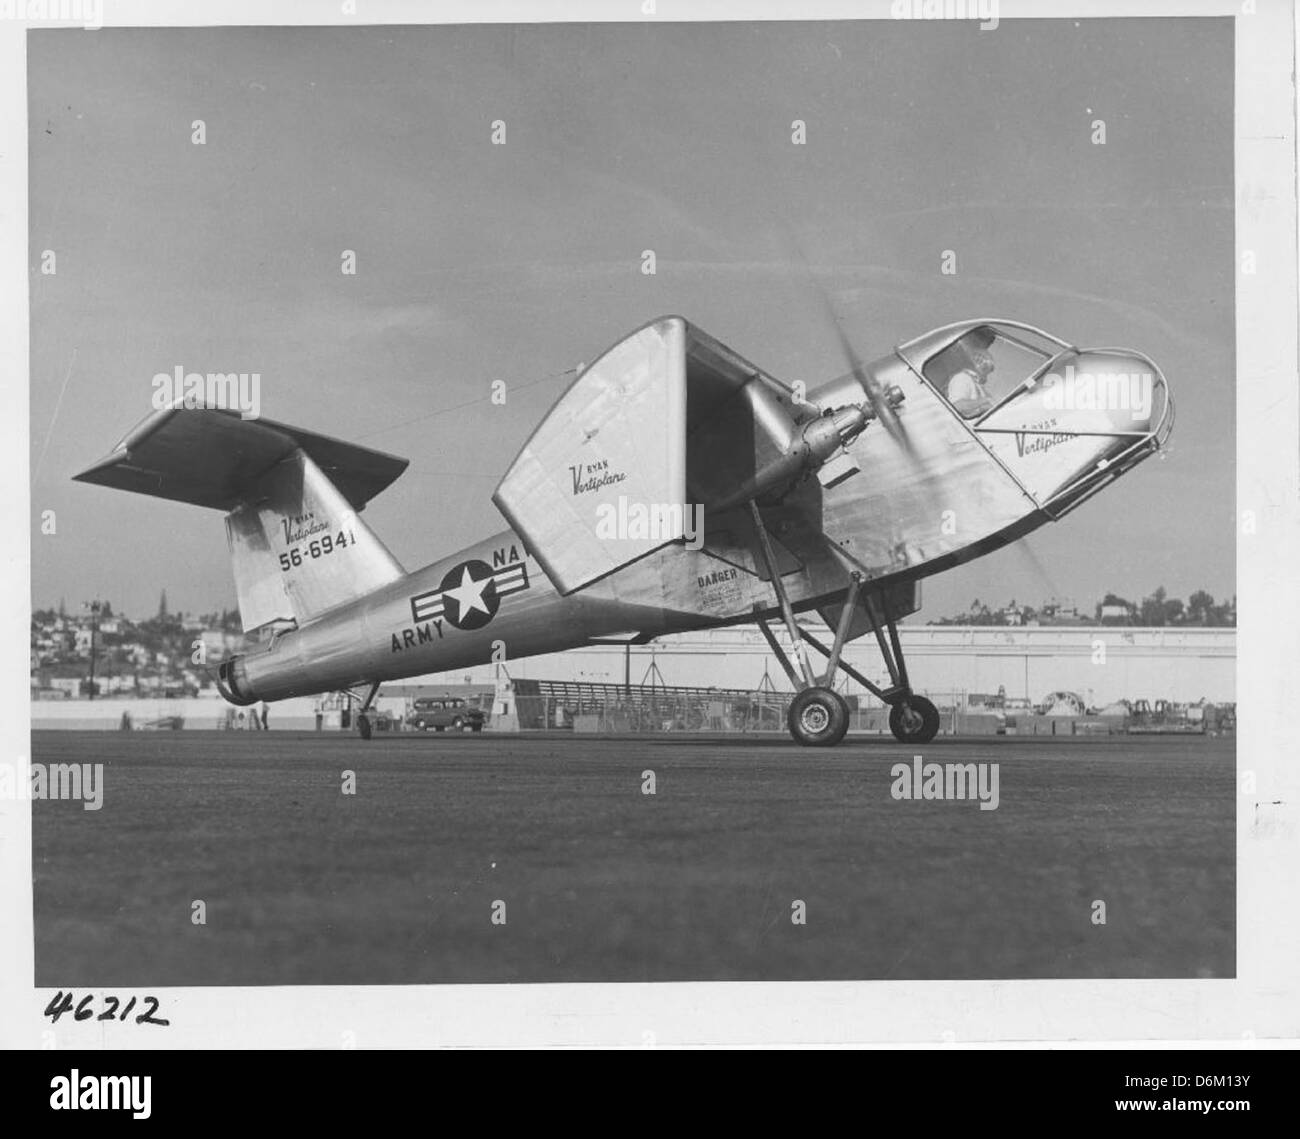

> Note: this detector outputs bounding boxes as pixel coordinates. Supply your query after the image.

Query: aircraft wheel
[889,696,940,744]
[787,687,850,747]
[358,714,372,741]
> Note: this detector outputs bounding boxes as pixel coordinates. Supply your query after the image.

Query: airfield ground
[31,730,1233,985]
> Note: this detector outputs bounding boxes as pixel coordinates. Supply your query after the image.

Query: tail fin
[74,406,408,632]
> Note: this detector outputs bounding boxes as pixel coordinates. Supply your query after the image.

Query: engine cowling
[711,404,870,510]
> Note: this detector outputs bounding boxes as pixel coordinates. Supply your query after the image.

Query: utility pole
[84,599,101,700]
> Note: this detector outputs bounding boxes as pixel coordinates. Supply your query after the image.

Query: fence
[509,679,983,734]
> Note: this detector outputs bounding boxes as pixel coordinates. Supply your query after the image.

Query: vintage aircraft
[75,316,1172,746]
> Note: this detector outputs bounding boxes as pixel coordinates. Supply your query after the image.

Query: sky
[29,18,1234,622]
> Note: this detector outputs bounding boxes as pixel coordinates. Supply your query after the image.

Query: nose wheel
[888,695,940,744]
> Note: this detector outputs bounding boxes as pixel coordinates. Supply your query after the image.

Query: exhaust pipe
[216,657,257,706]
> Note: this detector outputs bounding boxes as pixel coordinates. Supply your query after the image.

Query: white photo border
[1,0,1294,1048]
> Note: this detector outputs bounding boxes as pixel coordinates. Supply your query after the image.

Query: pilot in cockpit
[945,327,998,419]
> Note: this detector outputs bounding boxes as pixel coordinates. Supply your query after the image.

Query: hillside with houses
[31,592,245,700]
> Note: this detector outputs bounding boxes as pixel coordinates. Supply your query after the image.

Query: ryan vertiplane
[76,317,1171,746]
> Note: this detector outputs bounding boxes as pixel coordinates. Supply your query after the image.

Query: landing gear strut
[351,681,381,741]
[748,503,939,747]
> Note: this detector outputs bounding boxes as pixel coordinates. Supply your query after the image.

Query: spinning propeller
[818,295,909,452]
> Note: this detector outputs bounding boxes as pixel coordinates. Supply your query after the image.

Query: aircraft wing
[493,316,815,595]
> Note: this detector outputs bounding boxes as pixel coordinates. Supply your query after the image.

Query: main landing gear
[348,681,381,741]
[787,686,851,747]
[748,503,939,748]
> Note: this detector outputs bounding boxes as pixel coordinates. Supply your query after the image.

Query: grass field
[31,730,1234,985]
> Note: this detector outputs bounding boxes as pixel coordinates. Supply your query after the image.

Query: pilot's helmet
[962,325,998,378]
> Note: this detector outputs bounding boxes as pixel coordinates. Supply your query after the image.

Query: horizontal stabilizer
[74,405,408,632]
[73,406,408,512]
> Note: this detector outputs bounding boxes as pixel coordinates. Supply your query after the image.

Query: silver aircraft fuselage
[219,319,1171,705]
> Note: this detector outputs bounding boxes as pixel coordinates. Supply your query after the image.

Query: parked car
[407,696,486,732]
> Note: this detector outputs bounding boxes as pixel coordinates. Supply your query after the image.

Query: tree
[1139,586,1168,626]
[1186,590,1215,625]
[1095,593,1135,625]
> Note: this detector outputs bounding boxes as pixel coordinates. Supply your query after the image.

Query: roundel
[437,559,500,630]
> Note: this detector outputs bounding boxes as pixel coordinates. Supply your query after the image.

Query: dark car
[407,696,486,732]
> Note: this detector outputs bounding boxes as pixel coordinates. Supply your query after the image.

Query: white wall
[419,626,1237,707]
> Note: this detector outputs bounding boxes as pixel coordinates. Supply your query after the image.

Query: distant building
[413,626,1237,708]
[199,629,244,656]
[1039,597,1080,622]
[47,676,83,698]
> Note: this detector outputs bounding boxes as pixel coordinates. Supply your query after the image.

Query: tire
[415,719,426,731]
[889,696,940,744]
[357,714,372,741]
[452,717,464,731]
[787,686,850,747]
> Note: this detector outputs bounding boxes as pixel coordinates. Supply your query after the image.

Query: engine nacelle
[712,405,870,510]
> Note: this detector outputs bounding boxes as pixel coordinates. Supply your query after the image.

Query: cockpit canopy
[913,322,1062,421]
[894,318,1173,518]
